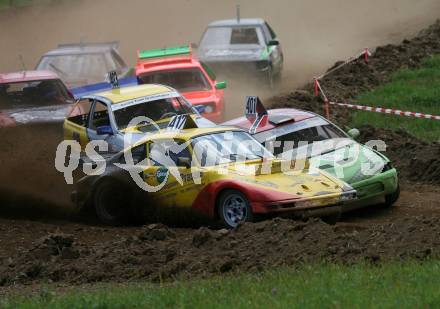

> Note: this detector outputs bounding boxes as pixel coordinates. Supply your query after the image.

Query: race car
[0,70,74,127]
[72,115,356,227]
[223,97,400,210]
[135,45,227,123]
[36,41,131,89]
[63,83,215,153]
[197,18,283,88]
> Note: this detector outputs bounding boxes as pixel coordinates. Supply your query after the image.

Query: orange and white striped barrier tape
[328,101,440,121]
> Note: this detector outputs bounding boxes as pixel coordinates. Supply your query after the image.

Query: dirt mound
[270,20,440,116]
[269,20,440,183]
[357,125,440,184]
[2,216,440,286]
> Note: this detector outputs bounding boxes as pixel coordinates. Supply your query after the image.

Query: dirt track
[1,182,440,288]
[1,1,440,291]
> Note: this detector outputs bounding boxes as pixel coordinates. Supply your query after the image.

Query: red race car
[0,70,74,127]
[135,44,227,123]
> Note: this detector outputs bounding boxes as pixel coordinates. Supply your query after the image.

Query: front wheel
[384,184,400,207]
[94,180,131,225]
[218,190,253,228]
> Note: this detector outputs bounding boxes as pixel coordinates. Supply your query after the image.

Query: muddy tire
[94,180,131,225]
[218,190,253,229]
[384,184,400,207]
[322,212,341,225]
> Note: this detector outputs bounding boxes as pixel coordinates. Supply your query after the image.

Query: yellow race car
[72,115,357,228]
[63,83,214,152]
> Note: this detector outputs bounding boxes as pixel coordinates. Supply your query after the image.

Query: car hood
[3,104,71,125]
[182,90,217,104]
[198,45,265,62]
[308,142,389,184]
[207,159,352,201]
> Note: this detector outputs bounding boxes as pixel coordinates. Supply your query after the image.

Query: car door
[87,99,121,152]
[63,98,93,149]
[263,22,283,75]
[143,138,204,209]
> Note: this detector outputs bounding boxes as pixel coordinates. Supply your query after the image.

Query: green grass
[0,0,32,9]
[350,55,440,141]
[4,261,440,308]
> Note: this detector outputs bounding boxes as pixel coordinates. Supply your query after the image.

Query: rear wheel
[384,184,400,207]
[322,212,341,225]
[94,180,131,225]
[218,190,253,229]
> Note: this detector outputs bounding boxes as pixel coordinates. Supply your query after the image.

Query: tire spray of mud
[0,123,75,219]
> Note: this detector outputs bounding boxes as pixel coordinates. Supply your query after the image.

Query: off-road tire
[218,190,254,229]
[384,184,400,208]
[94,180,132,225]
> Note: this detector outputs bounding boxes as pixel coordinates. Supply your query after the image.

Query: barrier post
[314,78,319,97]
[324,99,330,119]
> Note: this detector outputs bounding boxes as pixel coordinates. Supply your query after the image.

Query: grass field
[351,55,440,141]
[4,260,440,308]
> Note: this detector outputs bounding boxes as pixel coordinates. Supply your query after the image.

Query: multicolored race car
[223,97,400,210]
[72,116,357,227]
[0,70,74,127]
[197,18,283,88]
[63,83,214,152]
[135,45,227,123]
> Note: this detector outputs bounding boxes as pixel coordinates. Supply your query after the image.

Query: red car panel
[135,49,225,123]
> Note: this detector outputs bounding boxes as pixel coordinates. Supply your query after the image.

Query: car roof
[41,42,119,57]
[223,108,316,134]
[208,18,266,27]
[133,126,243,147]
[93,84,177,104]
[0,70,60,84]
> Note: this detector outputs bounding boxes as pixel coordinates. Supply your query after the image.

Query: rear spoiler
[137,44,193,62]
[70,76,138,99]
[244,96,298,133]
[245,96,268,134]
[57,41,120,50]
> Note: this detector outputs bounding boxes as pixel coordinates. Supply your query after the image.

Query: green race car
[197,18,283,88]
[223,97,400,211]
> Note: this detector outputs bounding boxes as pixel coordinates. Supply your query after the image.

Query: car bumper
[204,61,270,79]
[342,168,399,212]
[251,189,357,217]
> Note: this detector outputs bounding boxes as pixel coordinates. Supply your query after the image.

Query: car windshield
[138,68,210,92]
[37,52,123,87]
[200,26,263,48]
[254,117,349,157]
[192,131,273,167]
[113,96,194,130]
[0,79,72,109]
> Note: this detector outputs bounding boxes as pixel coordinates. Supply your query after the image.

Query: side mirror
[97,125,113,136]
[194,105,206,114]
[268,40,279,46]
[347,128,360,140]
[177,157,191,169]
[215,81,227,90]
